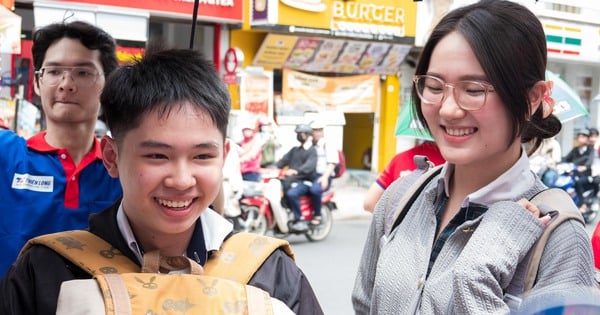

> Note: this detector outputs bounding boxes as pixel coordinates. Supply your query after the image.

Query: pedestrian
[238,118,262,182]
[276,124,318,231]
[308,119,338,225]
[0,48,324,315]
[352,1,598,313]
[0,21,122,277]
[562,128,596,212]
[363,140,444,213]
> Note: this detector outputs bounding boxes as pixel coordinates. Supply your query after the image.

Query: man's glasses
[35,66,102,87]
[413,75,495,111]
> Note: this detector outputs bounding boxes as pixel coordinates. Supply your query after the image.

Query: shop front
[228,0,417,170]
[5,0,243,136]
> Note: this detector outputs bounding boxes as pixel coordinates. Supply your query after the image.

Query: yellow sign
[253,34,298,70]
[271,0,416,40]
[281,69,379,115]
[331,0,416,38]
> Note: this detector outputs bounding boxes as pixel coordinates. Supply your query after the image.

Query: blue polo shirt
[0,130,122,277]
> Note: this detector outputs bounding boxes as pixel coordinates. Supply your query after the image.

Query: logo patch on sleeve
[12,173,54,192]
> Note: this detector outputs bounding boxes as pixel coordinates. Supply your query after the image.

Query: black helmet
[294,124,313,134]
[577,128,591,137]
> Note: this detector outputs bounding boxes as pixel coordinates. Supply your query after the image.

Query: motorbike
[226,168,337,242]
[551,162,599,224]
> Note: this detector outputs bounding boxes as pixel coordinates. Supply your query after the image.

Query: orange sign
[281,69,379,115]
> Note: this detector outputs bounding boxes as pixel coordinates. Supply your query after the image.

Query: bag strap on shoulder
[524,188,585,291]
[384,156,442,236]
[203,232,294,284]
[21,230,139,275]
[23,230,294,286]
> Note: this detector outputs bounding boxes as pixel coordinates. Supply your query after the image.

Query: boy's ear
[101,136,119,178]
[33,78,41,96]
[528,81,546,117]
[223,138,230,162]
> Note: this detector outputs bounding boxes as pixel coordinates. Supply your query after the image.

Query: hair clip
[542,81,555,119]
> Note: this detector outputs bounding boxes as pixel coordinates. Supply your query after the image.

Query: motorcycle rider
[562,128,597,213]
[308,119,339,226]
[276,124,318,231]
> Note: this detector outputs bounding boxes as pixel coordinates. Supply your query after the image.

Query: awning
[33,0,149,42]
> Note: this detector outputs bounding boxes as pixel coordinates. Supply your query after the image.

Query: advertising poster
[280,69,379,116]
[253,34,298,69]
[330,41,369,73]
[242,74,272,118]
[284,37,321,70]
[305,38,345,72]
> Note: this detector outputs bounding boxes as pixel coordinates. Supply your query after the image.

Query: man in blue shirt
[0,21,122,276]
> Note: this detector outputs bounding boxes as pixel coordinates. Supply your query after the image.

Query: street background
[288,169,600,315]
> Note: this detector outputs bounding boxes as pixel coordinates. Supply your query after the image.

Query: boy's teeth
[157,199,192,208]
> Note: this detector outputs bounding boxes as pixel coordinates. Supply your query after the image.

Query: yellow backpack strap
[203,232,294,284]
[20,230,139,276]
[524,188,585,291]
[96,273,274,315]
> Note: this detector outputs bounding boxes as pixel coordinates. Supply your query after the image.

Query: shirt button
[417,275,425,289]
[60,153,67,159]
[71,176,76,181]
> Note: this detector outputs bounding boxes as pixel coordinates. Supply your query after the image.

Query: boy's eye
[144,153,167,159]
[195,153,214,160]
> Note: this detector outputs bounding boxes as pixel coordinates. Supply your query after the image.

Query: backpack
[383,156,585,294]
[261,138,276,167]
[333,150,346,178]
[21,231,294,315]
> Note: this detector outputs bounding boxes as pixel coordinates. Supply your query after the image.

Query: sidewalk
[331,169,376,221]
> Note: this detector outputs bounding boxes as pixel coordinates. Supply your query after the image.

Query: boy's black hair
[100,48,231,143]
[32,21,118,78]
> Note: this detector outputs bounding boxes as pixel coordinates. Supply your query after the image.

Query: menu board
[305,39,345,72]
[330,41,370,73]
[284,38,321,69]
[253,34,411,75]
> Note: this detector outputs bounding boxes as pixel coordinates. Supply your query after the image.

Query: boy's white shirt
[116,203,233,264]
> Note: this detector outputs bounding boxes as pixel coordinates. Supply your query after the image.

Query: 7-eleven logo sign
[545,23,581,56]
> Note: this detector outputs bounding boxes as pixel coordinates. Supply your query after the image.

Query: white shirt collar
[116,203,233,263]
[439,147,535,207]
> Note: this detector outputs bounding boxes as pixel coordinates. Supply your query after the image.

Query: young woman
[352,1,598,314]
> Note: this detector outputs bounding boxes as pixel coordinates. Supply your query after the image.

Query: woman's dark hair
[412,0,561,154]
[32,21,118,79]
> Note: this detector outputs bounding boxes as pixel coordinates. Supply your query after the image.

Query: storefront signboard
[60,0,243,22]
[541,18,600,63]
[280,69,379,115]
[250,0,416,43]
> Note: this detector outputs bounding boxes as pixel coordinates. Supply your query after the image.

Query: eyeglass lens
[415,76,489,111]
[40,67,99,87]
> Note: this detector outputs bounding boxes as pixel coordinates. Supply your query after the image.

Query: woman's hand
[517,199,552,226]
